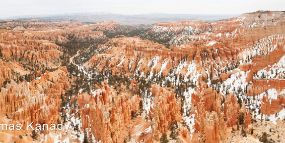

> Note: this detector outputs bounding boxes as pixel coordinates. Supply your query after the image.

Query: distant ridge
[1,13,236,25]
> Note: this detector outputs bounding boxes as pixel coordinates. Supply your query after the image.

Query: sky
[0,0,284,19]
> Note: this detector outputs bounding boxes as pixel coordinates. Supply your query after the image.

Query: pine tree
[160,133,168,143]
[83,130,89,143]
[31,130,38,141]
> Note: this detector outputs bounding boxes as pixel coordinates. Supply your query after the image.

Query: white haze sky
[0,0,284,18]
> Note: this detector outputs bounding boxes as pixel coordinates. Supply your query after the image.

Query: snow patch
[206,41,217,46]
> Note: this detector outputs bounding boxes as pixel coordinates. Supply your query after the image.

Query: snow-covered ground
[254,55,285,79]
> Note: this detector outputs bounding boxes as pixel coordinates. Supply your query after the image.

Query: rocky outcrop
[0,67,70,142]
[78,82,142,143]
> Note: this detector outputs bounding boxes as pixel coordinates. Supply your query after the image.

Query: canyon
[0,11,284,143]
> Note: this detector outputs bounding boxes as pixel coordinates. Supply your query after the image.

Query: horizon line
[0,11,244,20]
[0,10,281,21]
